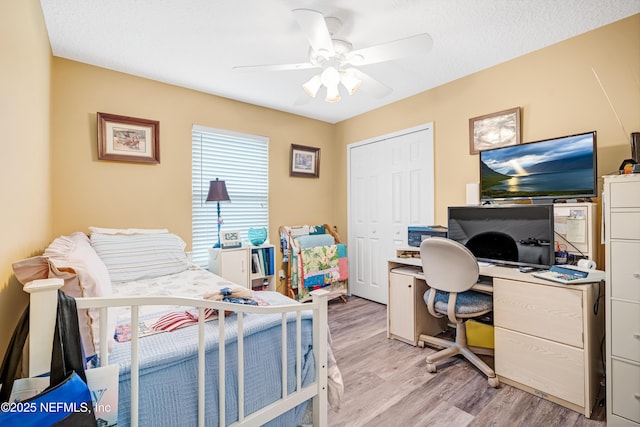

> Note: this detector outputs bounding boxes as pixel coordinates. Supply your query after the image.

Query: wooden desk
[388,248,604,418]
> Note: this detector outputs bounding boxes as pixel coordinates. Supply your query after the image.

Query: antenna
[591,67,628,142]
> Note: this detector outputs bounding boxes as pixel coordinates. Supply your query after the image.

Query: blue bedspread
[108,291,315,426]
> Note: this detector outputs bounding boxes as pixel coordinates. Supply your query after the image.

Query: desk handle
[634,333,640,339]
[633,272,640,279]
[635,393,640,400]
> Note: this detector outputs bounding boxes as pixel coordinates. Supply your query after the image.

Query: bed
[13,229,341,427]
[279,224,348,303]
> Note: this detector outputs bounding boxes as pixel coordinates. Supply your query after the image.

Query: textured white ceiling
[40,0,639,123]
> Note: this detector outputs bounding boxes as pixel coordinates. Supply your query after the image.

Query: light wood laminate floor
[327,296,606,427]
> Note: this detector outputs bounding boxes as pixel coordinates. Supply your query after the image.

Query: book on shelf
[257,249,266,276]
[252,253,263,276]
[264,247,273,275]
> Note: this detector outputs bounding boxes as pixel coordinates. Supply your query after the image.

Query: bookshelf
[250,244,276,291]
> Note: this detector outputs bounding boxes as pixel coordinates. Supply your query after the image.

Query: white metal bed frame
[24,278,329,427]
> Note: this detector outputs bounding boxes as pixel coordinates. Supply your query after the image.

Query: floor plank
[326,296,606,427]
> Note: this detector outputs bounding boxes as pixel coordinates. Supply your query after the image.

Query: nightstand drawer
[611,359,640,423]
[494,278,583,347]
[610,241,640,302]
[495,327,584,406]
[611,300,640,363]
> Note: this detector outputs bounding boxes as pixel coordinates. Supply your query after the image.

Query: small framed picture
[469,107,521,154]
[97,112,160,163]
[290,144,320,178]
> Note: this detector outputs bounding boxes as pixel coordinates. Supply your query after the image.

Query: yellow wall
[334,14,640,235]
[0,0,53,358]
[50,59,336,288]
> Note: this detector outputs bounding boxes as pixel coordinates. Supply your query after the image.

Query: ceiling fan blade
[351,69,393,99]
[291,9,335,57]
[347,33,433,66]
[233,62,317,72]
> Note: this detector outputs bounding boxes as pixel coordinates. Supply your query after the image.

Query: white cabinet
[209,247,250,287]
[604,174,640,426]
[208,245,276,291]
[387,266,449,346]
[388,269,416,343]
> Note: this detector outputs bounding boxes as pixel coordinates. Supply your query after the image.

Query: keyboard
[532,265,604,284]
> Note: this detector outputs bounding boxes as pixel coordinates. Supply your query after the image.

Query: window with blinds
[192,125,269,267]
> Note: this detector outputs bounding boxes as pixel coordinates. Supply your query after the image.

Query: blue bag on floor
[0,292,97,426]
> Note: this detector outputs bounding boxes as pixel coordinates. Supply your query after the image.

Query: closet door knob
[633,272,640,279]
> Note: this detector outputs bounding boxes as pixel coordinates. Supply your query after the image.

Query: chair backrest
[420,237,479,293]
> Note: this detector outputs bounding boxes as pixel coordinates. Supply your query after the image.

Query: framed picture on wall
[290,144,320,178]
[97,112,160,163]
[469,107,521,154]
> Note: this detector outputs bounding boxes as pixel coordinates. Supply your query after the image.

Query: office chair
[419,237,499,387]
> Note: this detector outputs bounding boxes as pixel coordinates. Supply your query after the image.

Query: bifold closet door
[348,125,434,304]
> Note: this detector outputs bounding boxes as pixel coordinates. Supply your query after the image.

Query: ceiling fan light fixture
[302,74,322,97]
[340,69,362,95]
[325,84,341,103]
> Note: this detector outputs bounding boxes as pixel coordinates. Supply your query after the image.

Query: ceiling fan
[233,9,433,103]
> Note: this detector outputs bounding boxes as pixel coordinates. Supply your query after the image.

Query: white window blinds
[192,125,269,267]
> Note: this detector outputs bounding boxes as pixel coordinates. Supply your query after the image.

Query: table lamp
[206,178,230,248]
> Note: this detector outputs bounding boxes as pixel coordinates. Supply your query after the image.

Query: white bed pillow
[13,232,116,358]
[90,232,189,283]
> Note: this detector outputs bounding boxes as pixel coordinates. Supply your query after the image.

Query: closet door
[348,124,434,304]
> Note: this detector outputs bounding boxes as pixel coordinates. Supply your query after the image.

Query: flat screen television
[480,131,597,202]
[448,204,555,269]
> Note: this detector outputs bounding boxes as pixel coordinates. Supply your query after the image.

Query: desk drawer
[611,300,640,363]
[495,327,585,406]
[610,212,640,240]
[610,241,640,302]
[494,278,584,347]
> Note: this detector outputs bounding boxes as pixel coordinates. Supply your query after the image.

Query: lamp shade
[206,178,230,202]
[340,68,362,95]
[303,75,322,98]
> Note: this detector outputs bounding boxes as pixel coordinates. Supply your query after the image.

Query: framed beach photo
[97,112,160,163]
[469,107,521,154]
[290,144,320,178]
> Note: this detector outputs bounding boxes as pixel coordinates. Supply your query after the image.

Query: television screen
[448,204,555,269]
[480,131,597,202]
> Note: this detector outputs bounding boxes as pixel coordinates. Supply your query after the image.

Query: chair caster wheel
[426,362,437,373]
[488,377,500,388]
